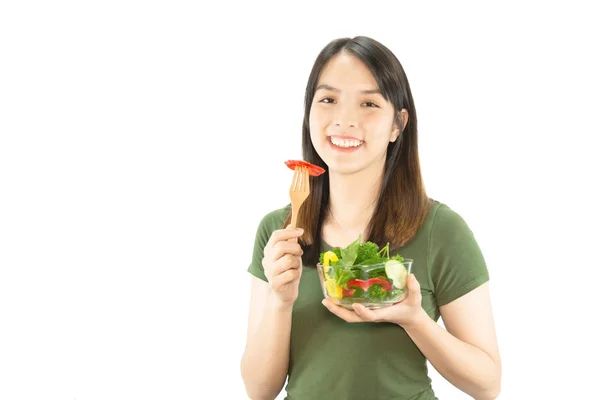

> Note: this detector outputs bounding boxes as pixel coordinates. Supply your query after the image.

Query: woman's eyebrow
[315,84,382,95]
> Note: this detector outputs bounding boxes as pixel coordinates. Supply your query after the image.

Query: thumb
[407,273,419,289]
[407,274,421,300]
[285,224,302,243]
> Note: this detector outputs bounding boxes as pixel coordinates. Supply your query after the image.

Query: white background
[1,1,599,399]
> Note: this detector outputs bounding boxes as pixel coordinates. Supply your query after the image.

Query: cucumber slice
[385,260,408,288]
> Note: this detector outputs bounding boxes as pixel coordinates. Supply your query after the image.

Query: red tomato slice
[284,160,325,177]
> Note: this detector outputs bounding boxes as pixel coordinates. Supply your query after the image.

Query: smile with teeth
[329,136,364,148]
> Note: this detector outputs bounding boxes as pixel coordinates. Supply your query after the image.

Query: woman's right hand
[262,226,305,308]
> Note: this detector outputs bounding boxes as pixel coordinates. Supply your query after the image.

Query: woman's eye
[320,97,336,104]
[363,101,379,108]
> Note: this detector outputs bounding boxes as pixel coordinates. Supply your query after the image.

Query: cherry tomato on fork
[284,160,326,177]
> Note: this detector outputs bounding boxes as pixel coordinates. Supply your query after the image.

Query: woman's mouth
[328,136,364,152]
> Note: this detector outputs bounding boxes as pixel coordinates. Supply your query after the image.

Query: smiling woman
[241,36,501,400]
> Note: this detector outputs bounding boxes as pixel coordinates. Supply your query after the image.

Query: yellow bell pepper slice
[323,251,339,266]
[325,279,343,299]
[322,250,339,276]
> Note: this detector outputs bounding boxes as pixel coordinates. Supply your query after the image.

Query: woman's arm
[404,282,501,400]
[240,277,293,400]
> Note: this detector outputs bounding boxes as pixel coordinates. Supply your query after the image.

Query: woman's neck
[327,165,384,236]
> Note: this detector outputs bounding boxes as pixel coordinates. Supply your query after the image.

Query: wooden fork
[289,166,310,228]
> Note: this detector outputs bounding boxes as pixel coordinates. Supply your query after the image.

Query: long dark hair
[284,36,431,265]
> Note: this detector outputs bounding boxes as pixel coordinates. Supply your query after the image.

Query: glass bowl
[316,259,413,310]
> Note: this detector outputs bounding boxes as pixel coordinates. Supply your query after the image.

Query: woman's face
[309,52,404,176]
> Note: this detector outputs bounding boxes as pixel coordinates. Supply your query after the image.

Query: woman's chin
[324,161,364,176]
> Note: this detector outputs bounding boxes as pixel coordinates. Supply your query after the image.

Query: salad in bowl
[317,235,413,310]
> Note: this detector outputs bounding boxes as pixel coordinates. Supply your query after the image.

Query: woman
[241,36,501,400]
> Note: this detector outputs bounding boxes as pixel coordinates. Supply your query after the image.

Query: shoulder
[426,199,485,264]
[255,204,291,232]
[428,201,473,237]
[424,200,482,258]
[249,203,292,261]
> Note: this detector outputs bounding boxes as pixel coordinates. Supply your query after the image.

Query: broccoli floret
[366,284,390,302]
[354,241,379,265]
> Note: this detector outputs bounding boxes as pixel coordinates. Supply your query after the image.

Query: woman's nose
[334,106,358,129]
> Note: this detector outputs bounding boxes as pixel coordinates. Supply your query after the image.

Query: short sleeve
[429,205,489,306]
[247,206,289,282]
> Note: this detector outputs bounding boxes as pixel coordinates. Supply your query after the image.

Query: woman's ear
[390,109,409,143]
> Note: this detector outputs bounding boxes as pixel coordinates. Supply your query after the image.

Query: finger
[352,303,381,322]
[270,268,300,291]
[269,254,302,277]
[355,301,405,324]
[321,299,364,323]
[408,273,420,290]
[285,224,300,244]
[406,274,422,304]
[269,241,304,261]
[267,226,304,248]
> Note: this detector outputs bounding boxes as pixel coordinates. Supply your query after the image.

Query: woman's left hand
[322,273,426,328]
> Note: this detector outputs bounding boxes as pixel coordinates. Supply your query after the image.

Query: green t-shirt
[247,200,489,400]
